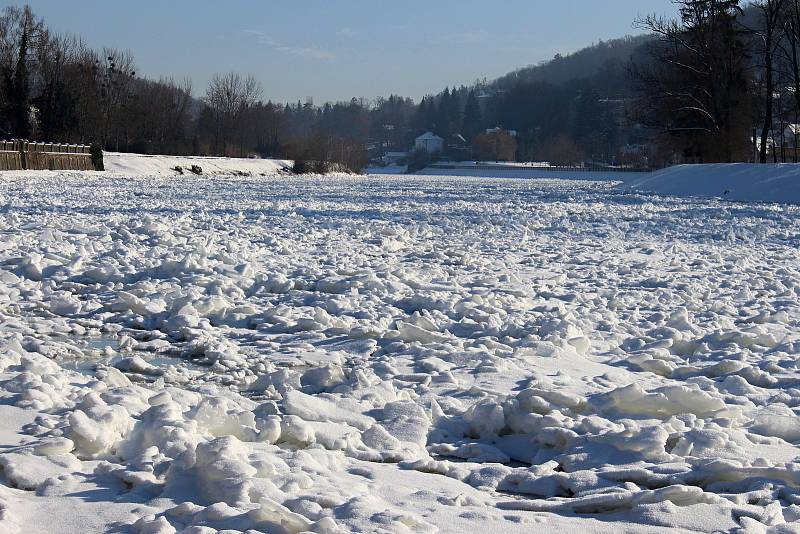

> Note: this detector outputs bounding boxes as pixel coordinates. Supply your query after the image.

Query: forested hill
[410,34,659,165]
[490,34,654,91]
[488,4,759,92]
[0,3,660,169]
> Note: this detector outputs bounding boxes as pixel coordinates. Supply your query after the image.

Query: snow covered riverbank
[104,152,293,177]
[626,163,800,204]
[0,173,799,533]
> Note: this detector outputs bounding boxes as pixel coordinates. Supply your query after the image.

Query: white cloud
[444,29,491,46]
[275,45,335,61]
[243,29,276,46]
[243,29,334,61]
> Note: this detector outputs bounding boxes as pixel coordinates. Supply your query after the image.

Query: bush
[406,148,436,173]
[312,160,330,174]
[473,132,517,162]
[544,134,584,166]
[292,159,332,175]
[292,159,311,174]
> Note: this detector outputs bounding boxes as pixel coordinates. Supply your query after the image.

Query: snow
[367,161,652,181]
[0,171,799,533]
[104,152,293,177]
[626,163,800,204]
[416,166,648,181]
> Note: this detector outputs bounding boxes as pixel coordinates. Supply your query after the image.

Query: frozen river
[0,172,799,533]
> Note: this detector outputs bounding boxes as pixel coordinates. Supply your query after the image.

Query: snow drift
[104,152,293,177]
[626,163,800,204]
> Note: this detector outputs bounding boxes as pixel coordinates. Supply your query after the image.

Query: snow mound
[626,163,800,204]
[104,152,293,177]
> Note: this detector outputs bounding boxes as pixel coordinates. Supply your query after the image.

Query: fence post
[19,140,27,170]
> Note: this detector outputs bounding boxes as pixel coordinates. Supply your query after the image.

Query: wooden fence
[0,140,94,171]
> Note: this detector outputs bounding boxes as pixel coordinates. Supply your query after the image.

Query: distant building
[415,132,444,154]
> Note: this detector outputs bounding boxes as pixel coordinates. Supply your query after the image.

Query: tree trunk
[760,45,774,164]
[793,3,800,161]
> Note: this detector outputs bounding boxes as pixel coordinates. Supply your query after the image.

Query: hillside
[490,34,654,91]
[433,34,660,164]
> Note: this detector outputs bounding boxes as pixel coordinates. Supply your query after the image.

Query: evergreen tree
[462,90,482,142]
[413,96,437,133]
[8,23,30,138]
[436,87,459,138]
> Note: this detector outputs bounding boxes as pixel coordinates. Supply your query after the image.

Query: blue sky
[10,0,678,104]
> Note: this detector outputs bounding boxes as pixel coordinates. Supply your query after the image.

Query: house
[415,132,444,154]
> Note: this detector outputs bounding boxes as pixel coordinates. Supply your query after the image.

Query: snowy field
[0,172,799,533]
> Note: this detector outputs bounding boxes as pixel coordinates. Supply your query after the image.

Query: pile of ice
[0,172,798,533]
[626,163,800,204]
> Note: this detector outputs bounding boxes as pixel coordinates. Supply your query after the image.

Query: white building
[415,132,444,154]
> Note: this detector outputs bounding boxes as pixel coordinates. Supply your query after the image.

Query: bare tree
[630,1,753,163]
[0,5,45,138]
[750,0,787,163]
[123,76,193,154]
[97,48,136,150]
[204,72,262,156]
[778,0,800,160]
[474,130,518,162]
[69,42,102,142]
[33,32,84,141]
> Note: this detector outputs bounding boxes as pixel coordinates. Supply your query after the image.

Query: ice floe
[0,172,798,532]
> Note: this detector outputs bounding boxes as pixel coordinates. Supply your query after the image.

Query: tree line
[4,2,797,171]
[0,5,369,171]
[0,3,658,171]
[631,0,800,164]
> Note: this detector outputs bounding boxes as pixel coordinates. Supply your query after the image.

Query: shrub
[292,159,331,175]
[312,160,330,174]
[292,159,311,174]
[406,148,436,173]
[544,134,584,166]
[473,131,517,162]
